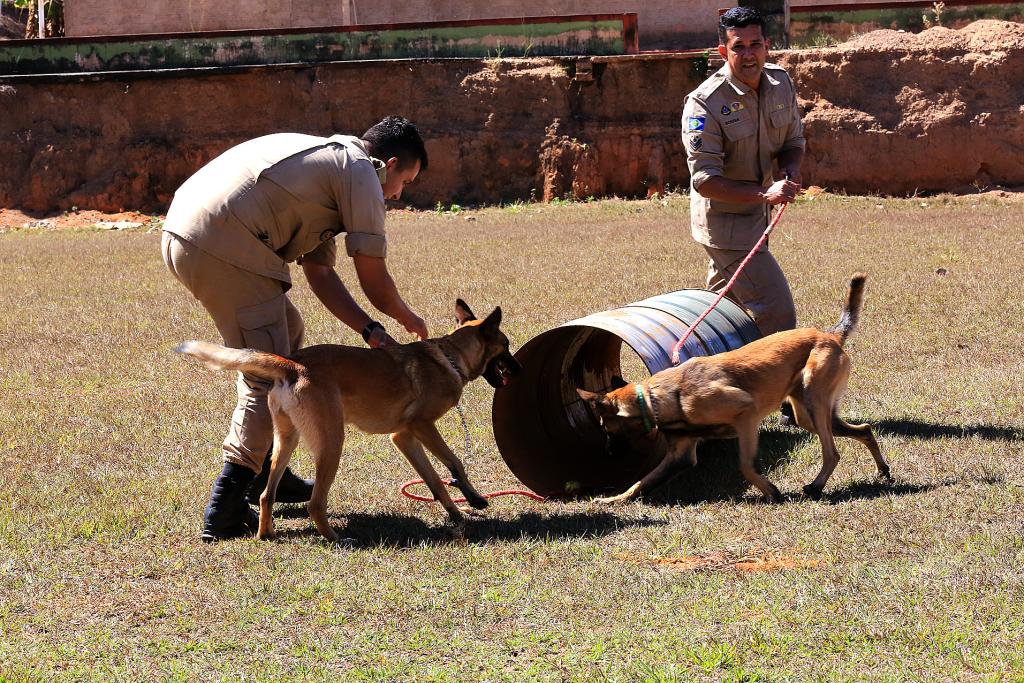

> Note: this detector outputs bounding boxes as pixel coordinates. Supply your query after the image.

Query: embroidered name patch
[686,116,706,132]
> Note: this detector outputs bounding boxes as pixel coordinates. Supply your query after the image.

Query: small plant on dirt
[923,1,946,28]
[502,200,526,214]
[811,33,840,47]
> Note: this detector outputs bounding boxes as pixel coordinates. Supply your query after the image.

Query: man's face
[718,24,769,90]
[382,157,421,201]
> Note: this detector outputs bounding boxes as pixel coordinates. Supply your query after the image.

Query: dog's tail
[828,272,867,344]
[175,340,301,384]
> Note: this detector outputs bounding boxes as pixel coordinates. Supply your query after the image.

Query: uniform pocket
[770,105,795,129]
[236,293,290,355]
[722,116,756,141]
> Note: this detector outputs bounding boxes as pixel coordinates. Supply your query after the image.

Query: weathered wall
[63,0,727,50]
[776,20,1024,193]
[0,56,706,213]
[2,21,1023,214]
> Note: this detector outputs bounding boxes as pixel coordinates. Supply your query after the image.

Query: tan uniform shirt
[163,133,387,285]
[682,63,805,250]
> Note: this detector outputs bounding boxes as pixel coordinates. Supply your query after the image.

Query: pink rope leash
[400,479,546,503]
[670,202,789,366]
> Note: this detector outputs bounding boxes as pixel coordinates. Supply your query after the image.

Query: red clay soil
[777,20,1024,194]
[616,550,825,572]
[0,207,158,232]
[2,20,1023,214]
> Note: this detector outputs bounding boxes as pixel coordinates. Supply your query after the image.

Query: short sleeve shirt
[163,133,387,284]
[681,63,805,250]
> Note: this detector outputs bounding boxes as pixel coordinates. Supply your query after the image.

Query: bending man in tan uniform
[162,116,429,541]
[682,6,805,337]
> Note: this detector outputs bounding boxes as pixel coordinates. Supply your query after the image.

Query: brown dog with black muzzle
[177,299,520,541]
[577,273,890,504]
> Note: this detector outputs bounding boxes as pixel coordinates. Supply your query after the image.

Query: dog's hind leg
[258,408,300,540]
[832,414,890,479]
[391,430,465,527]
[293,391,344,542]
[305,427,343,543]
[801,393,843,500]
[736,420,784,503]
[410,421,488,510]
[595,436,698,504]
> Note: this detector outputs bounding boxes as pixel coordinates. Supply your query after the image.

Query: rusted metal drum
[492,290,761,498]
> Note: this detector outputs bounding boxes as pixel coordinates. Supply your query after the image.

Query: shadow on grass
[635,427,993,506]
[274,510,665,548]
[875,418,1024,442]
[820,472,1004,503]
[643,429,809,506]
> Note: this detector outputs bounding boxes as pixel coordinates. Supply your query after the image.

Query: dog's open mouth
[484,352,522,388]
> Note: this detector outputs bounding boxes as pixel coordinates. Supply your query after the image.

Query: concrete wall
[64,0,730,50]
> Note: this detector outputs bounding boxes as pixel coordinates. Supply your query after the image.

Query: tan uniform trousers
[162,232,304,472]
[704,244,796,337]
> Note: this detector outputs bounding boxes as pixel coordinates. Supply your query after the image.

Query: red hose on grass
[400,479,546,503]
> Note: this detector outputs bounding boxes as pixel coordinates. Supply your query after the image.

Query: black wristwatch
[361,320,385,343]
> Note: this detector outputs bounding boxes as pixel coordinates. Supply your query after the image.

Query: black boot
[245,451,314,506]
[201,462,259,543]
[778,400,797,428]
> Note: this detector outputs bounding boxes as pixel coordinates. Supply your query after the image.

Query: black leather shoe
[245,452,314,506]
[201,462,259,543]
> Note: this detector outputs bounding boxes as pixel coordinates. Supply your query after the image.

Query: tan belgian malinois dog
[177,300,520,541]
[577,273,890,504]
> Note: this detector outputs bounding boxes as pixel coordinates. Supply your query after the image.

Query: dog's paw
[457,505,487,518]
[593,494,632,505]
[444,521,469,545]
[466,493,490,510]
[802,484,823,500]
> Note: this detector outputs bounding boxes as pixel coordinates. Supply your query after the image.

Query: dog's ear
[481,306,502,331]
[455,299,477,325]
[577,388,617,417]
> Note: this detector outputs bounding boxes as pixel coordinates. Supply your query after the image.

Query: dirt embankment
[1,20,1022,214]
[779,20,1024,194]
[0,56,695,213]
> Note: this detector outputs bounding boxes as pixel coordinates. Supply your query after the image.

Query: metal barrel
[492,289,761,498]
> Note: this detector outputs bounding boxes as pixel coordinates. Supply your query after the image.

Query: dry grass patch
[0,193,1022,681]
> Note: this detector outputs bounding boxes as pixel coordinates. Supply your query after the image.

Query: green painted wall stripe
[0,20,628,75]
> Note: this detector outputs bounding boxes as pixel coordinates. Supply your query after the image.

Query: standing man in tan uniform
[682,7,805,337]
[162,116,429,541]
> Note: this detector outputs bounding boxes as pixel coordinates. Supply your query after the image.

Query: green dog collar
[635,384,655,433]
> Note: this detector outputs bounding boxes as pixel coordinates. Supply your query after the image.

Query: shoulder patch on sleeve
[685,116,706,132]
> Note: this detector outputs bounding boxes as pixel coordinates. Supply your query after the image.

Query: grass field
[1,194,1022,681]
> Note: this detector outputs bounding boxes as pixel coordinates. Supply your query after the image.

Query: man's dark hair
[718,6,766,44]
[362,115,428,172]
